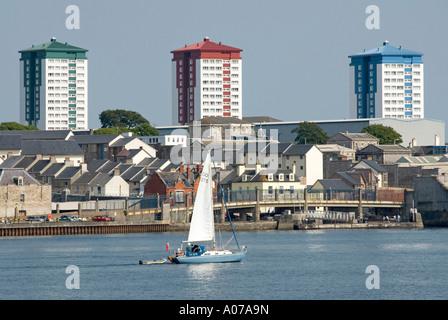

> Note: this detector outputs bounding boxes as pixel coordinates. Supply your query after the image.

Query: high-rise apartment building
[171,37,243,125]
[349,41,423,119]
[19,37,88,130]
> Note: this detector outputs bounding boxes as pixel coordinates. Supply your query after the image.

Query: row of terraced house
[1,123,448,220]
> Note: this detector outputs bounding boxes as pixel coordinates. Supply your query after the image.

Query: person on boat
[192,244,201,253]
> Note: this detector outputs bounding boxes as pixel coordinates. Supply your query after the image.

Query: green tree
[0,122,38,131]
[99,109,149,129]
[93,127,133,135]
[291,122,329,144]
[132,123,159,136]
[98,109,158,136]
[361,124,403,144]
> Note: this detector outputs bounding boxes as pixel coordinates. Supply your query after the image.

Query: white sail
[188,152,214,242]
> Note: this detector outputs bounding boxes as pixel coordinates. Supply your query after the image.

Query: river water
[1,228,447,300]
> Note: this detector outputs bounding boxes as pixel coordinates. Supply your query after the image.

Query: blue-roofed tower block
[349,41,423,120]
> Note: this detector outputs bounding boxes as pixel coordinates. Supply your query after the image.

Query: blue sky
[0,0,447,130]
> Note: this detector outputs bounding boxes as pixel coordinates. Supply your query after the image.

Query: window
[20,194,25,202]
[175,191,184,203]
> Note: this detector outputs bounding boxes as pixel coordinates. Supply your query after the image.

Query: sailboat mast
[212,158,241,251]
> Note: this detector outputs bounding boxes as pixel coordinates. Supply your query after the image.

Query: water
[1,228,447,300]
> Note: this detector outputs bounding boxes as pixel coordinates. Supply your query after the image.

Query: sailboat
[167,151,247,264]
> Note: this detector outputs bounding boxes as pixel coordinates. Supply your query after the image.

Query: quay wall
[0,222,167,237]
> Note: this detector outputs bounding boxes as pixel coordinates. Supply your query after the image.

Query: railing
[133,187,404,210]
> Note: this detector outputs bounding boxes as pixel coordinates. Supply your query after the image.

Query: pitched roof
[28,160,51,173]
[332,172,363,187]
[0,156,25,169]
[156,172,194,188]
[19,38,88,53]
[0,135,21,149]
[355,160,387,173]
[89,173,116,186]
[55,166,81,179]
[0,168,41,186]
[313,179,353,190]
[0,130,73,141]
[171,38,242,53]
[72,134,121,145]
[21,140,83,155]
[332,132,379,141]
[396,155,444,164]
[349,41,423,58]
[283,144,314,156]
[41,163,65,176]
[73,172,101,184]
[120,166,146,181]
[87,159,110,172]
[193,116,250,125]
[243,116,282,123]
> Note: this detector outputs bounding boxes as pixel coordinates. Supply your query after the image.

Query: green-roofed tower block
[19,37,88,131]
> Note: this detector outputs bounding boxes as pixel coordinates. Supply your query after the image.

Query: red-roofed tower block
[171,37,243,125]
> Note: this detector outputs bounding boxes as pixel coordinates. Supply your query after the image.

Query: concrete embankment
[275,212,424,230]
[167,221,277,233]
[0,213,424,237]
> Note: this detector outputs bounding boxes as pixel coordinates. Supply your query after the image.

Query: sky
[0,0,447,132]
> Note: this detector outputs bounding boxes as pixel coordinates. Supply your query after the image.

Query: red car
[92,215,111,222]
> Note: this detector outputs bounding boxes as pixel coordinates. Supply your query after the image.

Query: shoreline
[0,219,424,237]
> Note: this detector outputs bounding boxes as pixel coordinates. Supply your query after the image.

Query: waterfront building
[19,37,88,130]
[171,37,243,125]
[349,41,424,119]
[0,168,51,218]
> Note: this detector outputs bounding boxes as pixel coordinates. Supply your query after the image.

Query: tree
[361,124,403,145]
[93,127,132,135]
[132,123,159,136]
[291,122,329,144]
[98,109,158,136]
[0,122,38,131]
[99,109,149,129]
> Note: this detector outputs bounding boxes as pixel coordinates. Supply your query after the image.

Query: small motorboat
[139,258,167,265]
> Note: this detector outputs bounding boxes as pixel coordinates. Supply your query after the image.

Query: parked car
[38,215,54,222]
[102,215,115,222]
[26,216,45,222]
[71,215,87,221]
[60,215,77,222]
[92,215,111,222]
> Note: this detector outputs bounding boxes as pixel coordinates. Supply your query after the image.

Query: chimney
[64,158,74,166]
[237,163,246,176]
[255,161,261,174]
[80,163,88,174]
[114,167,120,176]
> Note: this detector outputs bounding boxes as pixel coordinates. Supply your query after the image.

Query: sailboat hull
[168,250,246,264]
